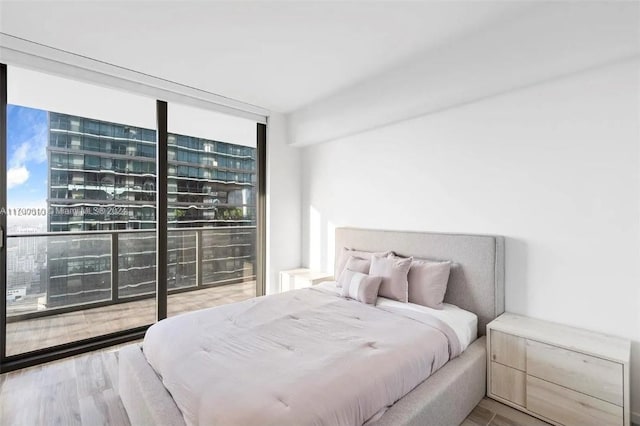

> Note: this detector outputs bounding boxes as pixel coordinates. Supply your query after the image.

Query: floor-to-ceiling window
[0,63,266,371]
[166,103,259,317]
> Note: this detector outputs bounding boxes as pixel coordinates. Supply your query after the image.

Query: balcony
[5,226,257,357]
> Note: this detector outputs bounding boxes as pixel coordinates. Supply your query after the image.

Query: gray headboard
[335,228,505,336]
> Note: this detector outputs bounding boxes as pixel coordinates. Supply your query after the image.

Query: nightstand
[279,268,334,291]
[487,313,631,426]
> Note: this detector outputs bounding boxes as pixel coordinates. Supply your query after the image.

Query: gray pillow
[339,270,382,305]
[369,254,412,302]
[337,256,371,288]
[335,247,391,279]
[408,259,452,309]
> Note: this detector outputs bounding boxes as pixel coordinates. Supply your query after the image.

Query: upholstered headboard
[335,228,505,336]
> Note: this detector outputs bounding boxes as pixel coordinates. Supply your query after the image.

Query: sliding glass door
[2,65,158,359]
[0,63,266,371]
[166,103,259,317]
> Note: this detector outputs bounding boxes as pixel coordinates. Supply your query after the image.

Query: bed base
[119,336,486,426]
[119,344,185,426]
[374,335,486,426]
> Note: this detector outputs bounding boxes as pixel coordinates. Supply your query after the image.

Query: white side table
[279,268,334,292]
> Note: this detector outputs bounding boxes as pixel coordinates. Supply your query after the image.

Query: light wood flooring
[462,398,550,426]
[0,342,551,426]
[6,282,256,356]
[0,342,134,426]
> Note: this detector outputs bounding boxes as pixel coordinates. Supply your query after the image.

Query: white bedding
[316,281,478,351]
[143,285,468,426]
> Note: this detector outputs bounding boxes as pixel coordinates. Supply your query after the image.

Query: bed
[119,228,505,426]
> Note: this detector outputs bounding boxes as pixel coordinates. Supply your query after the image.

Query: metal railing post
[196,229,203,288]
[111,232,119,302]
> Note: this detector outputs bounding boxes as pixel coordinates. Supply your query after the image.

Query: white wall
[266,113,302,294]
[300,60,640,418]
[289,2,639,147]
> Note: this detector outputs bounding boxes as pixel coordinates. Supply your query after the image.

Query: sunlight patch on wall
[326,221,335,274]
[309,205,321,271]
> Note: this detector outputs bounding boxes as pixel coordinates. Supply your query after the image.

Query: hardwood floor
[0,342,550,426]
[462,398,551,426]
[6,281,256,356]
[0,342,134,426]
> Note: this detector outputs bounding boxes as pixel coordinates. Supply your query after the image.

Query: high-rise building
[45,112,257,307]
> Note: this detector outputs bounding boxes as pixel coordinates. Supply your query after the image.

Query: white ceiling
[0,1,533,113]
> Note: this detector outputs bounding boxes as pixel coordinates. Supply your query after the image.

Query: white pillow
[339,270,382,305]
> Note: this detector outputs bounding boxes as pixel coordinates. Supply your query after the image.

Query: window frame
[0,62,267,372]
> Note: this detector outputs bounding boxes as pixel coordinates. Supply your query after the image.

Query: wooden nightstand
[487,313,631,426]
[279,268,333,292]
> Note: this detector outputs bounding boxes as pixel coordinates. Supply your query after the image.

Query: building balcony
[5,226,257,356]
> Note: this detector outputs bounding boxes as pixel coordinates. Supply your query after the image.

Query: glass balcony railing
[5,226,257,320]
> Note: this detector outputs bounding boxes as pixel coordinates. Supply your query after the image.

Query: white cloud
[7,166,30,189]
[6,108,47,191]
[8,111,48,186]
[9,130,47,168]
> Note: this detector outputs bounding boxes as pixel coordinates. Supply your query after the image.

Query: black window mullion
[256,122,266,297]
[156,100,168,320]
[0,63,8,363]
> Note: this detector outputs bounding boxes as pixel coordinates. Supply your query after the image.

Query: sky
[6,104,48,229]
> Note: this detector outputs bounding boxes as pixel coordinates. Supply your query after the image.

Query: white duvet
[143,285,472,426]
[315,281,477,351]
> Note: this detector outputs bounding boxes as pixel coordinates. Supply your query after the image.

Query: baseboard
[632,410,640,426]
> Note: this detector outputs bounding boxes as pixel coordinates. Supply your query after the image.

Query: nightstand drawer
[490,362,526,407]
[490,330,526,370]
[526,375,623,426]
[527,339,623,406]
